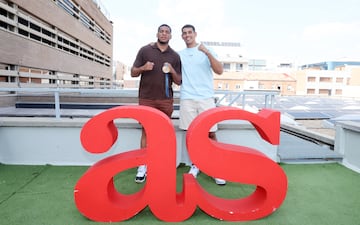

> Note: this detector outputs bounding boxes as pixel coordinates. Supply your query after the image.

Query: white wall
[0,118,279,165]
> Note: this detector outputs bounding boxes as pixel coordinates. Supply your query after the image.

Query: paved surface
[295,119,335,138]
[278,131,341,163]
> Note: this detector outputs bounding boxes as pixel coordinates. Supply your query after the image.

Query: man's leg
[135,128,147,183]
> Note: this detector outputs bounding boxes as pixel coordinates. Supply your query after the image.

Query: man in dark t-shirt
[130,24,182,183]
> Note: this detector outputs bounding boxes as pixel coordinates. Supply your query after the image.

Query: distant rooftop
[202,41,241,47]
[92,0,111,20]
[300,60,360,70]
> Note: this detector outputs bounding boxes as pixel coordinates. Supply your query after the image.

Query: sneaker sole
[134,176,146,183]
[215,179,226,185]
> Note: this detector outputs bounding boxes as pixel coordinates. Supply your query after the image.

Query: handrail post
[264,95,269,108]
[242,94,245,109]
[54,90,61,119]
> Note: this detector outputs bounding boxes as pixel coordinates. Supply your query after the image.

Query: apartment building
[214,71,296,95]
[201,41,296,95]
[0,0,113,88]
[119,40,360,98]
[295,60,360,97]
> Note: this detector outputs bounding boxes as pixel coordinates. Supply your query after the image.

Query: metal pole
[264,95,268,108]
[242,94,245,109]
[54,91,60,119]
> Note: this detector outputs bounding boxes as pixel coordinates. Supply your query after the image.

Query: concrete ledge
[0,94,16,107]
[335,121,360,173]
[0,117,256,129]
[281,123,334,146]
[0,117,278,165]
[0,117,140,128]
[0,117,90,127]
[336,121,360,132]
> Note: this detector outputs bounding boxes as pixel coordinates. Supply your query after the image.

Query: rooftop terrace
[1,90,360,224]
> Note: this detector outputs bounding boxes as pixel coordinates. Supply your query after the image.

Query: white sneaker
[135,165,147,183]
[214,178,226,185]
[188,165,200,178]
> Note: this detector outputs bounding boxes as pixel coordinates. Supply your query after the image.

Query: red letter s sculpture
[74,105,287,222]
[186,107,287,221]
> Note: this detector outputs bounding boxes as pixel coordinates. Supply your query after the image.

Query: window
[0,7,6,17]
[30,22,41,32]
[0,21,6,29]
[18,28,29,37]
[319,77,331,82]
[42,28,55,38]
[236,63,243,71]
[319,89,331,95]
[18,17,29,26]
[72,74,79,85]
[223,63,230,71]
[307,77,316,82]
[336,77,343,83]
[307,89,315,94]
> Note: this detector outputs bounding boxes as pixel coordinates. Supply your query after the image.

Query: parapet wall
[0,117,278,165]
[335,121,360,173]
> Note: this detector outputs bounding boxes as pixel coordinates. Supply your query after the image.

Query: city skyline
[101,0,360,66]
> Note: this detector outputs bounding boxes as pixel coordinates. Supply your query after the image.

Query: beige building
[202,41,297,95]
[113,60,127,88]
[121,57,360,97]
[0,0,113,88]
[294,61,360,97]
[214,71,297,95]
[215,64,360,98]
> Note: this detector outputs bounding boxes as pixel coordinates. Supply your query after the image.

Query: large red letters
[74,106,287,222]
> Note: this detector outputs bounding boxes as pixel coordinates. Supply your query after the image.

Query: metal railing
[215,90,280,109]
[0,69,114,89]
[0,88,280,119]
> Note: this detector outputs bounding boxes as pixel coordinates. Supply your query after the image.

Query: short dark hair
[181,24,195,32]
[158,24,172,33]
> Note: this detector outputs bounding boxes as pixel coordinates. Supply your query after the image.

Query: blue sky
[100,0,360,66]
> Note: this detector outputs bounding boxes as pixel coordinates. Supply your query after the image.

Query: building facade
[295,61,360,97]
[119,40,360,98]
[0,0,113,88]
[214,71,297,96]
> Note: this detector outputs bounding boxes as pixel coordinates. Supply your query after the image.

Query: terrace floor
[1,163,360,225]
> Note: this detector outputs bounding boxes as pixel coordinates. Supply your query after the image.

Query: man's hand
[142,61,155,71]
[198,43,210,55]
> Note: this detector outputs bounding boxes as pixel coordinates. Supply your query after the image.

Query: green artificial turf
[1,163,360,225]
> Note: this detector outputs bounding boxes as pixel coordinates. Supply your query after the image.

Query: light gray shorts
[179,98,218,132]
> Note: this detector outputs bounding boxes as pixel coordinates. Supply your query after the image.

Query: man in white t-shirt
[178,24,226,185]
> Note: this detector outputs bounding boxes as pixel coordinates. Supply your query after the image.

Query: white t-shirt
[178,44,218,100]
